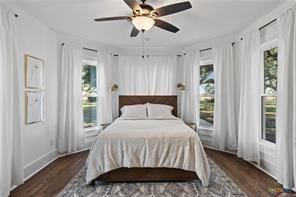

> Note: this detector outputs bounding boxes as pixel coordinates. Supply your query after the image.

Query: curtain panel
[237,30,261,162]
[180,50,200,124]
[118,56,177,95]
[213,45,238,150]
[119,56,149,95]
[276,6,296,190]
[147,56,177,95]
[0,6,23,197]
[98,52,118,124]
[57,44,84,153]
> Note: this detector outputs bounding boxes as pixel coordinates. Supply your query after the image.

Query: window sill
[259,139,276,150]
[84,127,100,133]
[198,126,214,131]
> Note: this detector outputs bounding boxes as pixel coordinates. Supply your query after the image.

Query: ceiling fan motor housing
[134,3,156,17]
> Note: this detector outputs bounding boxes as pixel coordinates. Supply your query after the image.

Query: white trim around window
[259,42,278,145]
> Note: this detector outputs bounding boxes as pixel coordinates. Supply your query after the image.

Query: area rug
[58,158,247,197]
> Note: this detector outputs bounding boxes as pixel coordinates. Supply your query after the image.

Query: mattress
[86,118,210,186]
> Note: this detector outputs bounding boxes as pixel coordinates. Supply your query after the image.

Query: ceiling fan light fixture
[132,16,155,31]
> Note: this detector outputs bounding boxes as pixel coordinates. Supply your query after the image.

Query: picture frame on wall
[25,55,44,89]
[25,91,45,124]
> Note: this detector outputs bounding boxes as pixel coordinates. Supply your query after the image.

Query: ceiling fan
[94,0,192,37]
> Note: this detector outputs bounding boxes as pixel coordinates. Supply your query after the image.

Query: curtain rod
[200,47,212,52]
[61,42,98,52]
[178,48,211,56]
[180,42,236,56]
[199,42,236,52]
[259,19,277,31]
[61,42,119,56]
[240,19,277,41]
[62,41,233,57]
[83,47,97,52]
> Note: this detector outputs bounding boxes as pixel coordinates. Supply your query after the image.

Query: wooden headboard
[119,96,178,117]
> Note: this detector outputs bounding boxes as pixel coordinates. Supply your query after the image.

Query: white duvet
[86,118,210,186]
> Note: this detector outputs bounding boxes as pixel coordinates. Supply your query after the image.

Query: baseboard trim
[11,150,58,192]
[204,145,278,180]
[57,147,91,158]
[23,147,91,179]
[248,161,277,180]
[11,147,91,193]
[204,145,237,155]
[24,149,58,180]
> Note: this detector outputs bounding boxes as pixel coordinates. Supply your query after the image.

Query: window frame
[259,39,278,146]
[199,61,215,130]
[82,59,99,131]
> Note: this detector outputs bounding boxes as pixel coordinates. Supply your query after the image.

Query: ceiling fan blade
[154,1,192,17]
[123,0,142,11]
[130,27,140,37]
[94,16,129,22]
[154,19,179,33]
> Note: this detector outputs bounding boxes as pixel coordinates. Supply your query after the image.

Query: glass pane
[200,96,214,127]
[83,97,97,128]
[82,65,97,96]
[264,47,278,95]
[262,96,276,143]
[82,65,97,128]
[200,65,214,95]
[200,65,214,128]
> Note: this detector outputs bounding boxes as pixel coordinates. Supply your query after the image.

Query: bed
[86,96,210,186]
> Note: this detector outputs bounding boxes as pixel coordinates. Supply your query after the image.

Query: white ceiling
[16,0,287,48]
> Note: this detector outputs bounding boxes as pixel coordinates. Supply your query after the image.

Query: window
[261,47,278,143]
[82,64,98,128]
[200,64,214,128]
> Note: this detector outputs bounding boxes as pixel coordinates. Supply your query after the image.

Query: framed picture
[25,55,44,89]
[25,91,45,124]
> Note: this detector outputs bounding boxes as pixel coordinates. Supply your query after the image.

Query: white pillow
[146,103,176,119]
[120,104,147,119]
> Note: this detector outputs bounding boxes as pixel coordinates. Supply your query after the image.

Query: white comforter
[86,118,210,186]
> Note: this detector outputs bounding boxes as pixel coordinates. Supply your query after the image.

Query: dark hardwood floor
[10,151,89,197]
[206,148,284,197]
[10,148,291,197]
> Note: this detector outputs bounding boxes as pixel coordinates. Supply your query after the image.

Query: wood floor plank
[205,148,282,197]
[10,151,89,197]
[9,148,292,197]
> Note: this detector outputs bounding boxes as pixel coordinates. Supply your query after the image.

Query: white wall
[3,2,59,179]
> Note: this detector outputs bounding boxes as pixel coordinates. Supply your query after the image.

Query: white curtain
[118,56,177,95]
[119,56,149,95]
[111,56,119,119]
[57,44,84,153]
[276,6,296,190]
[147,56,177,95]
[98,52,116,124]
[180,50,200,124]
[213,44,237,150]
[237,30,261,162]
[0,7,23,197]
